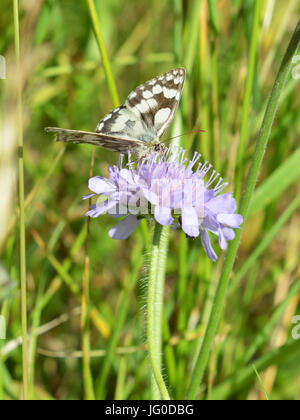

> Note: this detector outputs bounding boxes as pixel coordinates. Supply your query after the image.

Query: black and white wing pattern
[96,67,186,142]
[45,127,146,154]
[45,67,186,157]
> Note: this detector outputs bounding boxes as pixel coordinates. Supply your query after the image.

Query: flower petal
[218,228,227,250]
[108,215,140,240]
[107,203,128,218]
[204,189,215,202]
[83,193,96,200]
[119,169,135,185]
[142,188,158,205]
[88,176,115,194]
[200,230,218,262]
[181,207,200,238]
[86,200,116,218]
[222,227,235,241]
[201,210,219,232]
[217,213,243,228]
[154,206,173,226]
[205,193,236,214]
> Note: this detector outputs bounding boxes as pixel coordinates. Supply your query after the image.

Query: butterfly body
[45,67,185,159]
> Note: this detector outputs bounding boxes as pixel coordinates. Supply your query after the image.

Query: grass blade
[13,0,28,400]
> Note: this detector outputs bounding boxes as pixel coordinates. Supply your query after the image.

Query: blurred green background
[0,0,300,400]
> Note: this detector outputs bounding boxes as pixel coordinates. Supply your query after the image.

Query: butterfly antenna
[167,130,206,142]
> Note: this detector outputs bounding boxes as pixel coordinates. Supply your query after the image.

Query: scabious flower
[84,148,243,261]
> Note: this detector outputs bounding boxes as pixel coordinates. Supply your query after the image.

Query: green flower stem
[187,19,300,400]
[13,0,28,401]
[147,224,170,400]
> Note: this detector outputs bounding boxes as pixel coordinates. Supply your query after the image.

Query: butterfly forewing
[45,127,146,154]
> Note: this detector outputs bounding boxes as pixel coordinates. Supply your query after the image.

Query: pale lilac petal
[205,193,236,214]
[218,228,227,250]
[88,176,115,194]
[108,215,140,240]
[142,188,158,205]
[107,203,128,218]
[154,206,173,226]
[119,169,135,185]
[217,213,243,228]
[222,227,235,241]
[86,208,104,218]
[204,189,215,202]
[83,193,96,200]
[200,230,218,262]
[201,211,219,232]
[86,200,116,218]
[172,189,184,208]
[181,207,199,238]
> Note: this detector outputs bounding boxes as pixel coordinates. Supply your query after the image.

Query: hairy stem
[147,223,170,400]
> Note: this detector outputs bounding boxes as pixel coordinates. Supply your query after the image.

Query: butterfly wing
[46,68,186,155]
[45,127,147,154]
[96,67,186,142]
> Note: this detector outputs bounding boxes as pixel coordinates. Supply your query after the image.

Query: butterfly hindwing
[96,105,152,143]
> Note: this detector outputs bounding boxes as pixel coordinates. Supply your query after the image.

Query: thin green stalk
[80,148,96,401]
[181,0,201,124]
[86,0,120,107]
[114,334,131,400]
[234,0,261,202]
[198,0,210,161]
[175,231,188,398]
[147,223,170,400]
[173,0,183,64]
[187,19,300,400]
[252,365,271,400]
[81,252,95,400]
[28,275,47,399]
[13,0,28,400]
[183,0,202,71]
[0,302,9,400]
[211,40,220,172]
[0,341,3,400]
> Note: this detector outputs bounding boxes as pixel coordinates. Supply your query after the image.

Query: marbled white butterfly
[45,68,185,159]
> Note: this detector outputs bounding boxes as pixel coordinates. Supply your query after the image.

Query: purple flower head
[84,148,243,261]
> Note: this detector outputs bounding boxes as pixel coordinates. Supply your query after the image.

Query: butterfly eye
[154,144,161,152]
